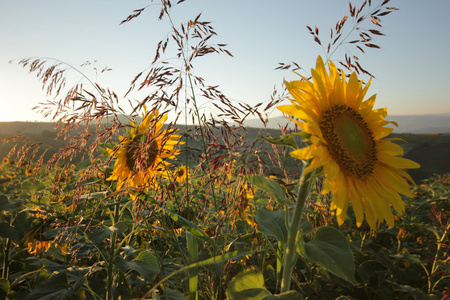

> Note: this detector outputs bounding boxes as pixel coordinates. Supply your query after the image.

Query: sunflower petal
[332,173,350,226]
[378,153,421,170]
[290,144,317,160]
[348,179,365,227]
[377,140,404,156]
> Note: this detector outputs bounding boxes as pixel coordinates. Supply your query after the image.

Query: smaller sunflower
[97,170,107,180]
[233,184,257,228]
[175,166,188,183]
[107,107,183,195]
[25,168,34,176]
[2,157,9,165]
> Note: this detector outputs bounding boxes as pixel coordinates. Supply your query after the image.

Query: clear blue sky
[1,0,449,122]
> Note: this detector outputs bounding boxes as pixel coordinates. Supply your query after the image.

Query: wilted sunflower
[278,56,420,229]
[27,240,50,256]
[107,107,183,194]
[236,184,257,228]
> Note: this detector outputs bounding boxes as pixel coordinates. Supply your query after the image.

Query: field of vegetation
[1,1,449,299]
[1,137,449,299]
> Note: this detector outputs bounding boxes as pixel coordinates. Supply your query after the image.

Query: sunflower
[97,170,107,180]
[25,167,34,176]
[2,157,9,165]
[278,56,420,229]
[107,107,183,195]
[27,240,50,256]
[175,165,188,183]
[238,185,257,229]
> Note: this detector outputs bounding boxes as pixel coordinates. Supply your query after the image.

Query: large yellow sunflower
[278,56,420,229]
[107,107,183,194]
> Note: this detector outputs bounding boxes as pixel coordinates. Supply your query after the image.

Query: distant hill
[243,113,450,134]
[1,121,449,183]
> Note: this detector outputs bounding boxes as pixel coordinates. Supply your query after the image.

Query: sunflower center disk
[320,105,377,180]
[125,134,159,172]
[176,168,185,178]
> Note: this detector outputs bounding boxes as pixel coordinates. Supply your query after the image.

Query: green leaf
[0,278,10,299]
[44,225,85,239]
[188,249,256,269]
[109,222,128,234]
[164,208,215,245]
[136,193,216,246]
[23,268,87,300]
[162,287,188,300]
[298,219,314,236]
[262,134,298,149]
[296,226,356,284]
[22,181,46,196]
[187,232,199,300]
[255,208,314,244]
[272,291,304,299]
[79,191,107,200]
[255,208,288,244]
[12,211,34,242]
[86,222,128,244]
[245,175,293,206]
[144,249,258,297]
[226,268,271,300]
[0,194,23,211]
[292,131,311,141]
[226,269,303,299]
[117,251,160,283]
[0,222,17,239]
[391,252,422,265]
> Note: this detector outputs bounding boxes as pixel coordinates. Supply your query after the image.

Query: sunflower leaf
[86,222,128,245]
[296,226,356,284]
[261,134,298,149]
[0,278,10,299]
[116,250,160,283]
[245,175,293,206]
[164,208,216,245]
[255,208,288,244]
[226,268,271,300]
[0,194,23,211]
[256,208,313,244]
[227,268,304,299]
[0,222,17,239]
[292,131,311,141]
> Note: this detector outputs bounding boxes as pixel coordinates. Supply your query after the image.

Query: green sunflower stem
[2,238,11,279]
[106,199,121,300]
[280,168,314,293]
